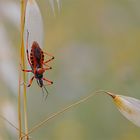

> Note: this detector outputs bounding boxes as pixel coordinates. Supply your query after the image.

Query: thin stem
[18,62,22,139]
[22,90,108,138]
[0,115,25,134]
[20,0,29,139]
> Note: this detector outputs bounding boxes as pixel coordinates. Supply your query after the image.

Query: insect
[21,31,54,98]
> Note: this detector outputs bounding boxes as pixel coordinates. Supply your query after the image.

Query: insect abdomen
[30,41,44,67]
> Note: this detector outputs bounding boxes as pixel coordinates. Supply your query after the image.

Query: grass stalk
[18,63,22,139]
[0,115,23,134]
[20,0,29,139]
[21,90,108,138]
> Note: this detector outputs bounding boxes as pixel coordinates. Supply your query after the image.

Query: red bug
[21,31,54,97]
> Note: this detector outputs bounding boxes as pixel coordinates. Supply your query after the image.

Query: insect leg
[43,64,52,69]
[43,52,54,64]
[42,78,53,85]
[20,64,33,73]
[43,57,54,64]
[27,76,35,87]
[22,69,32,72]
[26,30,32,67]
[43,67,52,71]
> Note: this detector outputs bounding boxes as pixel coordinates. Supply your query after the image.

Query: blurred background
[0,0,140,140]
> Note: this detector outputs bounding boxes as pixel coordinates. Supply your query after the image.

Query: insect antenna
[42,86,49,100]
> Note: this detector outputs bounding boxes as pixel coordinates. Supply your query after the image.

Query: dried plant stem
[0,89,112,139]
[18,63,22,139]
[20,0,29,140]
[0,115,25,134]
[22,90,108,138]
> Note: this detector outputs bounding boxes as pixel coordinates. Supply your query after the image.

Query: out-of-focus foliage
[0,0,140,140]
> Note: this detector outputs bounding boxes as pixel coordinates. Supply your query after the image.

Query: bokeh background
[0,0,140,140]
